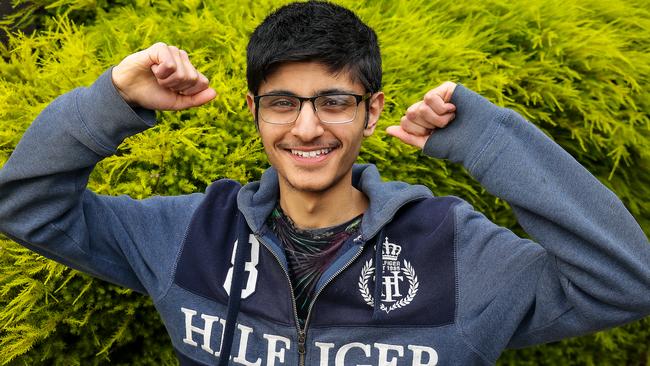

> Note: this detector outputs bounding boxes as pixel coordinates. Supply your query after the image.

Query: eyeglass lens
[258,95,359,124]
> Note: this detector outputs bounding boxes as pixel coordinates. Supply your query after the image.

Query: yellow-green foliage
[0,0,649,364]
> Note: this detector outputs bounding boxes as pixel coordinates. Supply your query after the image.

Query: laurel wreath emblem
[358,259,375,307]
[357,258,419,314]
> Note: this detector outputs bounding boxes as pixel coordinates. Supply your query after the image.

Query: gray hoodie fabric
[0,69,649,365]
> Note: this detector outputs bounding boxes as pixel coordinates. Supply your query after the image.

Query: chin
[281,170,342,194]
[285,177,334,193]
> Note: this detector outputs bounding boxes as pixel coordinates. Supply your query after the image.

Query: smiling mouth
[289,148,334,158]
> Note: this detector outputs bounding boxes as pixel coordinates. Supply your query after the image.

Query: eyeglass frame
[253,92,372,126]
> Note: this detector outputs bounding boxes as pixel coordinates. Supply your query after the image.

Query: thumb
[385,125,428,149]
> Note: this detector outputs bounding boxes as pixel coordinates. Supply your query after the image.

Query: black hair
[246,1,382,96]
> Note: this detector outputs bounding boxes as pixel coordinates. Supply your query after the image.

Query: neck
[278,171,368,229]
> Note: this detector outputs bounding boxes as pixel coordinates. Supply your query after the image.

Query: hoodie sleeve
[0,69,202,299]
[423,85,650,361]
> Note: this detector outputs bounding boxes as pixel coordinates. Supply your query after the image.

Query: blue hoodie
[0,69,649,365]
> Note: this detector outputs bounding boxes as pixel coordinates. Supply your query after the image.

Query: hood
[236,164,433,239]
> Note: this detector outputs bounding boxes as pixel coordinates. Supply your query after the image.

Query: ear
[246,92,255,116]
[246,92,260,131]
[363,92,384,137]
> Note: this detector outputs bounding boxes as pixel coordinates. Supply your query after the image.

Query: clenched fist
[111,42,217,111]
[386,81,457,149]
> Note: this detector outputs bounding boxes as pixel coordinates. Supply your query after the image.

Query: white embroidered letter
[263,334,291,365]
[375,343,404,366]
[315,342,335,366]
[408,345,438,366]
[181,307,221,355]
[233,324,262,366]
[335,342,371,366]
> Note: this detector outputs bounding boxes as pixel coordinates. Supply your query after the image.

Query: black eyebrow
[261,88,360,96]
[317,88,359,95]
[263,89,297,96]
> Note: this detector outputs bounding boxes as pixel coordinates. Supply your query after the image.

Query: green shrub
[1,0,648,364]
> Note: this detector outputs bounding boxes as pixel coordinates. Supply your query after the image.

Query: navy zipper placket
[253,234,304,365]
[300,235,366,363]
[256,234,366,366]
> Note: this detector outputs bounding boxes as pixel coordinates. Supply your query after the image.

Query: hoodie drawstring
[218,213,250,366]
[372,228,385,319]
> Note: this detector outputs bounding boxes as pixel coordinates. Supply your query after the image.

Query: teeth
[290,148,333,158]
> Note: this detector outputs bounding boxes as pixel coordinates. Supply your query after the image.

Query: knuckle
[406,109,417,120]
[407,102,421,115]
[162,63,177,74]
[417,103,429,115]
[406,104,415,113]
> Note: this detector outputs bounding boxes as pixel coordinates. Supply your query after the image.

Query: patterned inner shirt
[267,205,362,328]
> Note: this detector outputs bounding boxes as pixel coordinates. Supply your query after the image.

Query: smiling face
[246,62,384,194]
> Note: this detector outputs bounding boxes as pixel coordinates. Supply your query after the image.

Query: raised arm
[388,83,650,360]
[0,43,215,298]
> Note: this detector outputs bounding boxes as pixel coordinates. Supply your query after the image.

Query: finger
[386,125,428,149]
[405,102,434,129]
[175,50,202,92]
[150,43,177,80]
[400,115,432,136]
[440,81,458,102]
[438,112,456,128]
[424,89,456,115]
[169,47,188,89]
[406,101,449,130]
[179,72,210,96]
[158,46,188,90]
[411,101,455,129]
[172,87,218,110]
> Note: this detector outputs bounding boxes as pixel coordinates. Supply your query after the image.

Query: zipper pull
[298,330,306,365]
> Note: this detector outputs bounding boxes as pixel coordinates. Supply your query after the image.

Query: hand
[111,42,217,111]
[386,81,457,149]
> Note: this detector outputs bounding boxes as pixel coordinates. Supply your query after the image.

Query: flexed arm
[387,83,650,360]
[0,44,213,298]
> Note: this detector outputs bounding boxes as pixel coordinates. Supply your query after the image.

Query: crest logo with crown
[358,236,419,314]
[382,237,401,260]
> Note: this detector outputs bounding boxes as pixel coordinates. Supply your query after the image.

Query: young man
[0,1,649,365]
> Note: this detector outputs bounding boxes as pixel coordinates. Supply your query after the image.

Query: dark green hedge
[0,0,648,364]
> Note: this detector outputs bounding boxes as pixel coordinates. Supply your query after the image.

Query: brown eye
[317,95,355,110]
[260,96,298,110]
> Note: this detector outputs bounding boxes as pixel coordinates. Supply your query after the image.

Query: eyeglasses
[253,93,371,124]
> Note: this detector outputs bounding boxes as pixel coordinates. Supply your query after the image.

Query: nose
[290,101,324,141]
